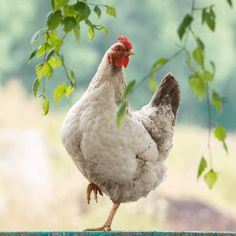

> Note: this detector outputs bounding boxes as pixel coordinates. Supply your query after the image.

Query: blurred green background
[0,0,236,232]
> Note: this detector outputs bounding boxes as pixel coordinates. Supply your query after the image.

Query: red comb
[117,36,132,49]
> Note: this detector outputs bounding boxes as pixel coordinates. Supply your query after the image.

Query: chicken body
[61,38,179,230]
[61,47,178,204]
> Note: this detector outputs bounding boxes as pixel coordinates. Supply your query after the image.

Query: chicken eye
[115,46,120,51]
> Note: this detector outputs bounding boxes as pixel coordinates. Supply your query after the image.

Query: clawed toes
[86,183,103,204]
[84,225,111,231]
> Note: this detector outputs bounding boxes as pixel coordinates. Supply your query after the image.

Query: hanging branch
[29,0,116,114]
[118,0,230,189]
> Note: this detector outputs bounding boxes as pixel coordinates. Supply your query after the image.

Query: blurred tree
[0,1,50,90]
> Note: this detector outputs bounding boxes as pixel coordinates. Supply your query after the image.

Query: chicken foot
[84,203,120,231]
[86,182,103,204]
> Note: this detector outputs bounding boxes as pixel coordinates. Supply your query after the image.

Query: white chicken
[61,36,180,231]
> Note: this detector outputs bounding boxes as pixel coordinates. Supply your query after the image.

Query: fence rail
[0,232,236,236]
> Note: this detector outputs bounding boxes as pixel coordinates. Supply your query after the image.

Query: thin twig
[191,0,196,13]
[135,48,184,90]
[206,85,213,168]
[63,63,74,87]
[55,52,74,87]
[135,0,197,90]
[41,30,50,98]
[191,0,214,167]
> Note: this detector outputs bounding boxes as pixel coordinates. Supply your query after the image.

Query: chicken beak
[127,49,135,56]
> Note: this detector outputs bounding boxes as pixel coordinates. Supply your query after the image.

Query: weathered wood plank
[0,232,236,236]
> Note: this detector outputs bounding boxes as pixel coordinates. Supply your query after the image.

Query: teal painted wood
[0,232,236,236]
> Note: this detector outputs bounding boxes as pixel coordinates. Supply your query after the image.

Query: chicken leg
[86,182,103,204]
[84,203,120,231]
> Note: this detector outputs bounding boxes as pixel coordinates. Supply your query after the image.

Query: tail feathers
[150,73,180,117]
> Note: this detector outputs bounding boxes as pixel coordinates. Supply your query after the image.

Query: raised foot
[86,182,103,204]
[84,225,111,231]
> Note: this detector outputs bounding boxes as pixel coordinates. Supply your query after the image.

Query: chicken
[61,36,180,231]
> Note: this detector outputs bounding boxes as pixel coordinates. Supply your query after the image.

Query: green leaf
[54,83,67,102]
[202,70,214,81]
[36,63,53,80]
[197,156,207,179]
[47,10,63,30]
[48,56,62,69]
[210,6,216,18]
[226,0,233,8]
[98,25,109,34]
[46,49,55,61]
[37,43,53,58]
[204,169,218,189]
[211,90,222,114]
[223,141,229,154]
[63,4,77,17]
[116,101,126,128]
[63,16,76,32]
[65,86,74,97]
[106,6,116,17]
[47,32,64,53]
[148,76,157,93]
[214,125,227,142]
[124,80,136,97]
[202,7,216,31]
[70,69,76,80]
[189,70,213,99]
[29,50,37,61]
[88,26,94,40]
[42,98,49,115]
[148,58,168,93]
[196,37,205,50]
[47,31,59,44]
[193,47,205,68]
[69,69,76,86]
[51,0,54,9]
[85,19,93,27]
[94,5,101,18]
[73,27,80,43]
[189,72,206,100]
[74,2,91,20]
[52,0,68,11]
[202,8,206,24]
[177,14,193,40]
[152,58,169,70]
[31,30,42,45]
[210,60,216,74]
[33,78,40,97]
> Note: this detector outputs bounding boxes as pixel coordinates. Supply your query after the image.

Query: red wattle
[115,57,124,67]
[123,57,129,68]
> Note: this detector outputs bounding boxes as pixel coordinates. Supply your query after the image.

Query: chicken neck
[87,52,126,104]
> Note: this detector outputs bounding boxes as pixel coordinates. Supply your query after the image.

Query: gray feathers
[150,73,180,118]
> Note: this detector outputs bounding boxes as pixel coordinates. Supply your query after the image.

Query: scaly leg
[86,182,103,204]
[84,203,120,231]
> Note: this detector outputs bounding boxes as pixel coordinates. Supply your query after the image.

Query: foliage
[29,0,115,113]
[134,0,232,189]
[29,0,233,189]
[197,156,207,179]
[116,80,136,127]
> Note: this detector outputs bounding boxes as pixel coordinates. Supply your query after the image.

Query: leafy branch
[29,0,116,114]
[117,0,232,189]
